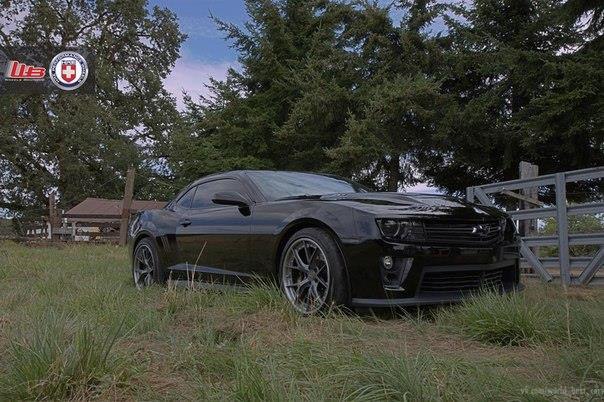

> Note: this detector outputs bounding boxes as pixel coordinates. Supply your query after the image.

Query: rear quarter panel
[129,209,179,267]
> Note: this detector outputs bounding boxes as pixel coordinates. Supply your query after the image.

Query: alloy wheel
[282,238,331,314]
[133,243,155,289]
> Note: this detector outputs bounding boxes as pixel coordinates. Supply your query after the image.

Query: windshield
[247,171,369,201]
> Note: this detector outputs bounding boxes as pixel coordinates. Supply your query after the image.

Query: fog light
[382,256,394,270]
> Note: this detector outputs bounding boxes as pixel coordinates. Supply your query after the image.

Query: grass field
[0,242,602,401]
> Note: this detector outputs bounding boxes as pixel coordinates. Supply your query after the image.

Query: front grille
[423,220,502,245]
[419,268,504,293]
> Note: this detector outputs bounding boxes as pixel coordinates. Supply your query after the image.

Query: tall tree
[175,0,602,197]
[0,0,185,218]
[170,0,348,184]
[423,0,603,194]
[327,0,454,191]
[177,0,453,191]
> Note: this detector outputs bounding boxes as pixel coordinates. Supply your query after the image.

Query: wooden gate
[466,166,604,286]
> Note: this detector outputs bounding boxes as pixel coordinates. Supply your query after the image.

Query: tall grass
[342,353,437,401]
[1,242,603,400]
[559,338,604,385]
[436,289,603,346]
[0,313,128,400]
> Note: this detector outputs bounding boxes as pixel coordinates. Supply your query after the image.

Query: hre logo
[5,60,46,80]
[61,60,77,82]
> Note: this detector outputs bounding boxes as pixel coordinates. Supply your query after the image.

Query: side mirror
[212,191,250,208]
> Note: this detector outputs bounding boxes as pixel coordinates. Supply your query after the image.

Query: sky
[148,0,440,193]
[148,0,246,106]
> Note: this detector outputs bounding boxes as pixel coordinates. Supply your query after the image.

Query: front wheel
[132,238,164,289]
[279,228,349,314]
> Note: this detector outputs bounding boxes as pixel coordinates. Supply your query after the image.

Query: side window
[191,179,247,209]
[175,187,196,209]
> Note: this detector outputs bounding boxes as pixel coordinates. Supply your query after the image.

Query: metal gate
[466,166,604,285]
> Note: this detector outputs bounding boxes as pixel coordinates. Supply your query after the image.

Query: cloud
[405,182,442,194]
[163,57,233,109]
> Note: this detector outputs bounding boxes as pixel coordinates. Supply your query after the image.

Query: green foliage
[173,0,602,195]
[0,0,186,216]
[559,338,604,384]
[342,353,437,401]
[437,291,559,345]
[423,0,603,194]
[2,0,602,214]
[540,215,604,257]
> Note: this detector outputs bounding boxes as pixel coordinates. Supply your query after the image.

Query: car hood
[319,192,505,220]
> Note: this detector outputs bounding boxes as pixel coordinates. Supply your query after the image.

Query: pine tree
[171,0,347,183]
[423,0,603,194]
[327,0,454,191]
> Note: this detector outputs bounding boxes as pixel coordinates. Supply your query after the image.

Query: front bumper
[342,238,521,308]
[351,284,525,307]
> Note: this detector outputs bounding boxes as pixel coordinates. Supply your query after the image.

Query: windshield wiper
[276,194,323,201]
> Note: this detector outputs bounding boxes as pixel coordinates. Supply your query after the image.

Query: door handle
[179,219,191,227]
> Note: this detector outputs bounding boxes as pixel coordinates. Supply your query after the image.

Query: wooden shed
[62,197,166,241]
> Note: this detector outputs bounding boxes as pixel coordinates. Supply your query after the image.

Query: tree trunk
[386,156,400,192]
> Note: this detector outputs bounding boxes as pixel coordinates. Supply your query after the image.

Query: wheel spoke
[296,281,311,303]
[316,277,328,288]
[307,282,322,309]
[310,282,319,299]
[286,277,309,289]
[315,260,327,274]
[308,247,319,269]
[288,264,309,274]
[302,283,313,304]
[303,241,314,265]
[294,249,306,268]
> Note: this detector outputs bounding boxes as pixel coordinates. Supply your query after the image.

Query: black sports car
[129,170,521,313]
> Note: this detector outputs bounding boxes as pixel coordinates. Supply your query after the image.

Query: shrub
[540,215,604,257]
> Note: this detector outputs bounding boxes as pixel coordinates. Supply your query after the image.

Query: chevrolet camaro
[129,170,521,314]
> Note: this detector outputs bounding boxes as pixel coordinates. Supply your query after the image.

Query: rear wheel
[279,228,348,314]
[132,238,164,289]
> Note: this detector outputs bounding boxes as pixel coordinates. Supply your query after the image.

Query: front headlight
[376,219,424,241]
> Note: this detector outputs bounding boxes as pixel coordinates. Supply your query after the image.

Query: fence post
[466,187,475,203]
[119,167,135,246]
[48,192,57,241]
[555,173,571,286]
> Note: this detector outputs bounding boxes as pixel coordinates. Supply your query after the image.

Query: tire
[279,228,349,314]
[132,237,166,289]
